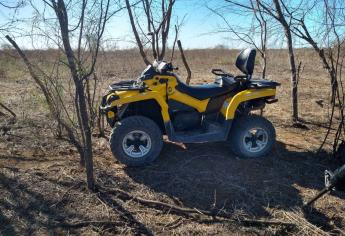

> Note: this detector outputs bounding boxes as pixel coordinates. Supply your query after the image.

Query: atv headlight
[107,111,115,118]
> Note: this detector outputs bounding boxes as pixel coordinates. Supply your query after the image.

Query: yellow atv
[100,48,279,166]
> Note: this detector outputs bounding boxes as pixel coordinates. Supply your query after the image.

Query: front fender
[221,88,276,120]
[110,91,170,122]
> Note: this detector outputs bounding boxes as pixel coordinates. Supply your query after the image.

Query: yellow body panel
[109,90,170,122]
[150,75,210,112]
[107,74,210,122]
[221,88,276,119]
[105,73,276,123]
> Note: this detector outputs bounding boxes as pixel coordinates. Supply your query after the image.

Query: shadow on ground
[0,166,78,234]
[0,154,151,235]
[1,139,344,234]
[124,140,345,231]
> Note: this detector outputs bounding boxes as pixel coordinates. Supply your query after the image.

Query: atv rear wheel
[229,115,275,158]
[110,116,163,166]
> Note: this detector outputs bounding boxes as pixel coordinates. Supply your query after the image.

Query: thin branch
[177,40,191,85]
[0,103,16,118]
[125,0,151,65]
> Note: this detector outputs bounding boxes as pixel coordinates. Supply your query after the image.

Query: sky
[104,0,248,49]
[0,0,344,53]
[0,0,258,49]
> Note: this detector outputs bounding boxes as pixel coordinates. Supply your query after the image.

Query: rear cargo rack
[109,80,145,91]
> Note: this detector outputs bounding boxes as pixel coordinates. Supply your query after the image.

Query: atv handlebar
[155,61,178,73]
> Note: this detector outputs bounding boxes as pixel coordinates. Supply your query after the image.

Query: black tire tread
[230,114,275,158]
[110,116,163,166]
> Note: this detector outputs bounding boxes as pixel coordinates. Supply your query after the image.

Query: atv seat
[175,76,239,100]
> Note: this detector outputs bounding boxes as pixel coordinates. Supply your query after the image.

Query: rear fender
[221,88,276,120]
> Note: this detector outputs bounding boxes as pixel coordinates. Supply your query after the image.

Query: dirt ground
[1,48,345,235]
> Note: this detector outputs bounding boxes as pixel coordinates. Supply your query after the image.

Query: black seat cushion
[175,78,238,100]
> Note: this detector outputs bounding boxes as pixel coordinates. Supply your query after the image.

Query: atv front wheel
[110,116,163,166]
[229,115,275,158]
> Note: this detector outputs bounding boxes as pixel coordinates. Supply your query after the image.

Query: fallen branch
[0,102,16,118]
[101,187,295,228]
[198,218,295,228]
[50,182,82,208]
[283,211,329,236]
[52,220,123,228]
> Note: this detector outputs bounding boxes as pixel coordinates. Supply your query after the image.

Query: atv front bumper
[99,80,148,127]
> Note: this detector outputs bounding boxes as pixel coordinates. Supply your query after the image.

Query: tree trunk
[273,0,298,122]
[286,29,298,122]
[261,52,267,79]
[54,0,95,190]
[76,80,95,191]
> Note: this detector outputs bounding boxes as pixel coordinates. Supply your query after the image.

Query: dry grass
[0,48,345,235]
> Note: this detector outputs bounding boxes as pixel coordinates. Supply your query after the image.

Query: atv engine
[172,111,201,131]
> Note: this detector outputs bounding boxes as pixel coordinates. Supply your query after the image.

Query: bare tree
[256,0,299,122]
[287,0,345,156]
[0,1,24,32]
[5,0,121,190]
[125,0,176,64]
[219,0,298,122]
[253,0,269,78]
[211,0,270,78]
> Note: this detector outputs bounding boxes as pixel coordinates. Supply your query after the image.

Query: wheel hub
[122,130,151,158]
[243,127,268,153]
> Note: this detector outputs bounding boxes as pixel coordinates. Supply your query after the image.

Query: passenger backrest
[235,48,256,76]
